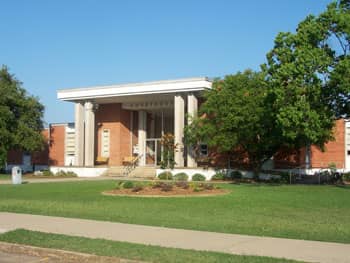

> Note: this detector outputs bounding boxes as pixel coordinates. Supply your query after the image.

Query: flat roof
[57,77,212,102]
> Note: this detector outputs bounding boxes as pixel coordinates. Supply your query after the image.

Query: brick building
[6,78,350,176]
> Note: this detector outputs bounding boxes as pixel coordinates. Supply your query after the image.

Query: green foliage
[65,171,78,177]
[173,172,189,181]
[211,172,224,181]
[42,170,54,177]
[186,71,279,176]
[0,66,45,168]
[343,172,350,182]
[230,170,243,179]
[158,171,173,180]
[160,133,176,169]
[121,181,134,189]
[262,1,350,149]
[55,170,67,177]
[132,183,144,192]
[187,2,350,175]
[191,173,206,181]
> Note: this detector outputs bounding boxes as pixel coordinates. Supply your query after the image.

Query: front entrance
[145,138,162,166]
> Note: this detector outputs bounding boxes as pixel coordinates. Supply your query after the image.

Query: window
[65,130,75,156]
[101,129,110,157]
[199,143,208,156]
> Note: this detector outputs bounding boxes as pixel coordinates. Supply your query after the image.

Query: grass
[0,229,300,263]
[0,174,10,180]
[0,180,349,243]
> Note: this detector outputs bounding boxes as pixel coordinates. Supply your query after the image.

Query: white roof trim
[57,77,212,102]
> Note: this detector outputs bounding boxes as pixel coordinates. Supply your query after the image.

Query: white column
[84,101,95,166]
[187,93,198,167]
[74,102,84,166]
[138,110,147,166]
[174,94,185,167]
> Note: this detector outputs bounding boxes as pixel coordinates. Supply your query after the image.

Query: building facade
[6,78,350,176]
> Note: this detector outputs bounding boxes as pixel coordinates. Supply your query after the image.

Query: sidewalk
[0,176,115,185]
[0,213,350,263]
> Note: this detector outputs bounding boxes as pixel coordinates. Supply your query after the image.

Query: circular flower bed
[103,181,229,197]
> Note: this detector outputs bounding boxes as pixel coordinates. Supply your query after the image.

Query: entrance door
[145,139,161,166]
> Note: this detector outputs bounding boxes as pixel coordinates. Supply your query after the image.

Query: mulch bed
[103,185,229,197]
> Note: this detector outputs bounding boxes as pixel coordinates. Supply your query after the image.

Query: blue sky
[0,0,331,124]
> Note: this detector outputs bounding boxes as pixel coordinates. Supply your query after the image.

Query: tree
[186,70,280,176]
[186,1,350,174]
[262,0,350,151]
[0,66,45,168]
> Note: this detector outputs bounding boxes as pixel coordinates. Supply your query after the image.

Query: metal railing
[122,154,142,177]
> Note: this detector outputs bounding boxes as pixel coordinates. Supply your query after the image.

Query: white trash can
[12,166,22,185]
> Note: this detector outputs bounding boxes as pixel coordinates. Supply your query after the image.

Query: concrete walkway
[0,213,350,263]
[0,176,115,185]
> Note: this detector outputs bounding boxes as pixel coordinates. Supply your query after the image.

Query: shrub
[42,170,54,177]
[158,171,173,180]
[174,172,189,181]
[122,181,134,189]
[192,173,206,181]
[151,181,163,188]
[193,185,203,192]
[279,172,290,184]
[132,183,144,192]
[211,172,224,181]
[343,172,350,182]
[175,181,189,189]
[230,170,242,179]
[203,183,214,190]
[65,171,78,177]
[55,170,67,177]
[160,183,173,192]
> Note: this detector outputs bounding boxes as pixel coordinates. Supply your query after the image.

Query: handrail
[122,154,142,177]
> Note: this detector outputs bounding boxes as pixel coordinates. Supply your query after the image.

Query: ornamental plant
[160,133,177,170]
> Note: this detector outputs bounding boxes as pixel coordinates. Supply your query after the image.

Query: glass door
[145,139,161,166]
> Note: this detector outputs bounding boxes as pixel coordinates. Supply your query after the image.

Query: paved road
[0,212,350,263]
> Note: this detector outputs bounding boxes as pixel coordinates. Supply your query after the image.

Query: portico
[57,78,212,168]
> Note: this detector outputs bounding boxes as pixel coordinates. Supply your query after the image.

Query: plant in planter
[174,172,189,181]
[122,181,134,189]
[158,171,173,180]
[192,173,206,181]
[160,133,177,170]
[160,182,173,192]
[211,172,224,181]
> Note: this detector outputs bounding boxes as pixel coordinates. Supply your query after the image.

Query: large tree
[186,70,281,175]
[262,0,350,151]
[0,66,45,168]
[186,0,350,173]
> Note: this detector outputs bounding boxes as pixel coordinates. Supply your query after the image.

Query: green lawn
[0,180,349,243]
[0,229,300,263]
[0,174,10,180]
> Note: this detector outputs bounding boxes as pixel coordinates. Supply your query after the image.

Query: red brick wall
[48,125,65,166]
[311,119,345,168]
[95,103,132,166]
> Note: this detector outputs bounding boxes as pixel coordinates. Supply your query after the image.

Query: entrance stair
[107,166,156,179]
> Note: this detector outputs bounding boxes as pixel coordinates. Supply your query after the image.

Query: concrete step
[129,167,157,179]
[107,166,156,178]
[107,166,125,177]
